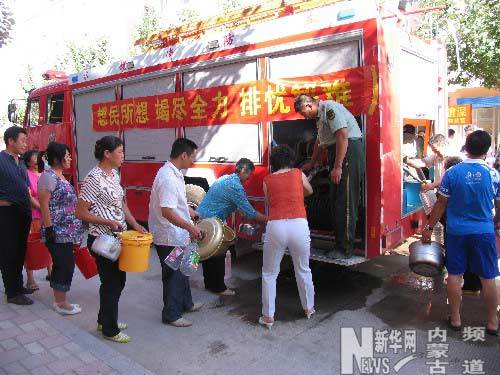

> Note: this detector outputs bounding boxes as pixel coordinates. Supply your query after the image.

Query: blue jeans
[155,245,194,322]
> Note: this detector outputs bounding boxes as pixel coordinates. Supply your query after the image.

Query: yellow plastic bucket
[118,231,153,272]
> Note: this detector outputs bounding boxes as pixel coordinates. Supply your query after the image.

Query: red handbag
[73,245,98,279]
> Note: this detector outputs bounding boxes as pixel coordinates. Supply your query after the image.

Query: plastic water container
[73,245,98,279]
[179,243,200,277]
[420,189,437,215]
[225,250,232,280]
[118,231,153,272]
[25,232,52,270]
[164,247,184,270]
[403,181,423,213]
[433,223,444,245]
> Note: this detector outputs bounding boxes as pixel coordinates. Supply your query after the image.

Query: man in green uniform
[294,94,363,259]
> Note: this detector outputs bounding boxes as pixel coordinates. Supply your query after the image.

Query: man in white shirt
[406,134,449,190]
[148,138,203,327]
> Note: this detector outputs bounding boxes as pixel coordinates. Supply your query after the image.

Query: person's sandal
[169,318,193,327]
[486,326,499,337]
[446,316,462,332]
[305,309,316,319]
[26,283,39,292]
[258,316,274,329]
[103,332,131,343]
[98,322,128,331]
[462,290,481,297]
[219,289,236,296]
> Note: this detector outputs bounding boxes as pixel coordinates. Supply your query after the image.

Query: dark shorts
[445,233,499,279]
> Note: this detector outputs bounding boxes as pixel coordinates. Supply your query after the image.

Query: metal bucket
[197,218,236,260]
[409,240,445,277]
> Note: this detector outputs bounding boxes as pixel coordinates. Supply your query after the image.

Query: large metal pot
[409,240,445,277]
[185,184,206,209]
[197,218,236,261]
[91,233,121,261]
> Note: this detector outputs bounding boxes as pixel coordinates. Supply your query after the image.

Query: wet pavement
[2,244,499,374]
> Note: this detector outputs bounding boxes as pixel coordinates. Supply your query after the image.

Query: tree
[136,6,160,54]
[0,0,15,48]
[175,0,245,25]
[15,38,111,106]
[18,65,40,94]
[56,38,111,73]
[415,0,500,88]
[219,0,242,14]
[176,7,200,24]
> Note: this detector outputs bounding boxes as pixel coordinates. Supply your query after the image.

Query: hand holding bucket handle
[131,222,148,234]
[106,219,123,232]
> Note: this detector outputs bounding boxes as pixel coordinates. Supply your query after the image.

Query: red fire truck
[14,0,447,265]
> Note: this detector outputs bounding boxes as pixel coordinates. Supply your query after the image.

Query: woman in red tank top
[259,145,315,328]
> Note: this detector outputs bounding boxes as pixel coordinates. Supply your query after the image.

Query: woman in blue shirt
[196,158,267,296]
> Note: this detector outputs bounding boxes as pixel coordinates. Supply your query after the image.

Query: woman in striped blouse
[76,136,146,343]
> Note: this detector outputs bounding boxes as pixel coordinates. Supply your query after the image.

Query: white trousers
[262,218,314,318]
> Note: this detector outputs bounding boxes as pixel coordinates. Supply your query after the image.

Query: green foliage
[176,7,200,24]
[219,0,242,14]
[12,104,25,125]
[136,6,160,53]
[415,0,500,88]
[60,38,111,73]
[0,1,15,47]
[175,0,243,25]
[15,38,111,110]
[18,65,39,94]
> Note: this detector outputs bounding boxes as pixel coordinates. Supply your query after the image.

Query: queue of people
[1,90,499,343]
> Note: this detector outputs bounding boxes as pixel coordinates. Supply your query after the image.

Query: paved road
[2,244,499,374]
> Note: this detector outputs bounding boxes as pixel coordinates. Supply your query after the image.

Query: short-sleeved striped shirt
[79,166,126,236]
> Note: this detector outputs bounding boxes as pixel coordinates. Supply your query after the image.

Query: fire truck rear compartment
[269,119,367,265]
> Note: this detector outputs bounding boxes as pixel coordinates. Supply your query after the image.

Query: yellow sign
[448,104,472,125]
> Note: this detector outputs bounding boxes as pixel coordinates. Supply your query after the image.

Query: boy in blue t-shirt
[423,130,500,336]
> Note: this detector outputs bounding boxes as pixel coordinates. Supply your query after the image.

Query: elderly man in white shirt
[148,138,203,327]
[406,133,450,191]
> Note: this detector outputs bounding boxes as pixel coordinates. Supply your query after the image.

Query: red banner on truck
[91,66,377,131]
